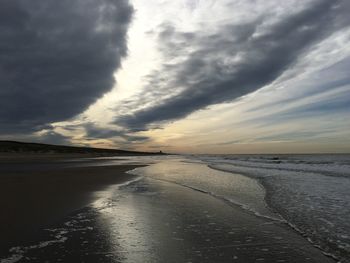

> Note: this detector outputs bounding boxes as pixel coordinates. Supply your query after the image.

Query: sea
[129,153,350,262]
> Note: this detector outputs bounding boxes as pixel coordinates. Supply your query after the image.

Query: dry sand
[0,155,141,253]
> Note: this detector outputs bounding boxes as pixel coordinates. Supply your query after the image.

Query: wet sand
[0,156,141,255]
[0,174,336,262]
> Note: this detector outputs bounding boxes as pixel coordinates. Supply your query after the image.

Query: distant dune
[0,140,165,156]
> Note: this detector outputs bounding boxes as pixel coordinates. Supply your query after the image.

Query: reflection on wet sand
[1,176,334,262]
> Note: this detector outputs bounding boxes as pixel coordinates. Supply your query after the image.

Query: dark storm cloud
[0,0,133,133]
[115,0,350,131]
[85,123,125,138]
[84,123,149,142]
[35,131,71,146]
[246,57,350,113]
[0,129,71,145]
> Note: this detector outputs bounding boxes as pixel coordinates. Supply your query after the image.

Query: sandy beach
[0,155,338,262]
[0,155,141,255]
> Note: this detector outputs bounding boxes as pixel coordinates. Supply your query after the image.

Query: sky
[1,0,350,154]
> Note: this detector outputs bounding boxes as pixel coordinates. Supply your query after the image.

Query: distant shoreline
[0,140,167,156]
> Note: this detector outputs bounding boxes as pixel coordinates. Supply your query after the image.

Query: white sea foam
[1,232,68,263]
[198,154,350,177]
[197,154,350,261]
[0,210,99,263]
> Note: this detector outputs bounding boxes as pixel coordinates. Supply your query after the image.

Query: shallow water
[130,158,279,220]
[76,154,350,261]
[197,154,350,262]
[88,154,350,261]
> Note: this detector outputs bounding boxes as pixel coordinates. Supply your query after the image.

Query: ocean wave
[201,154,350,262]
